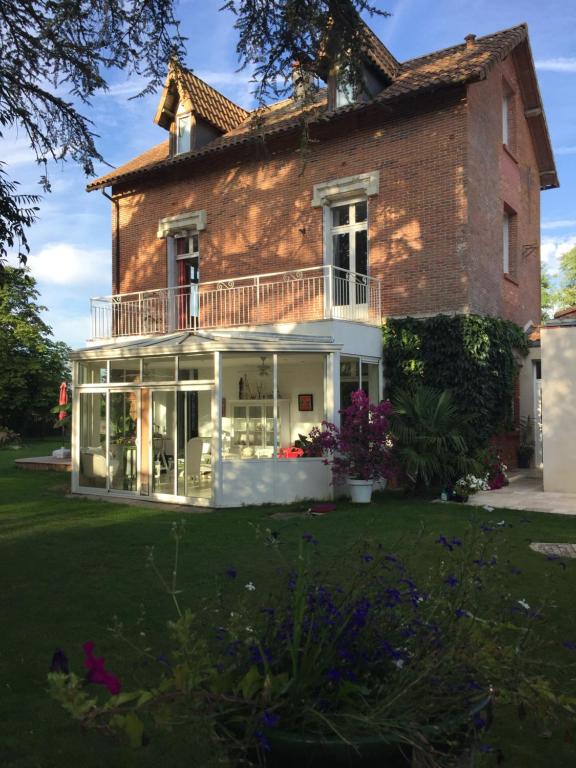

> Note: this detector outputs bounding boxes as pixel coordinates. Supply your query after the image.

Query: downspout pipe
[101,187,120,295]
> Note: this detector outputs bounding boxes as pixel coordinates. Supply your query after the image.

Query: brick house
[71,22,557,506]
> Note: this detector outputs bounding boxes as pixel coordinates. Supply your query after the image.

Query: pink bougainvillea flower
[82,642,122,695]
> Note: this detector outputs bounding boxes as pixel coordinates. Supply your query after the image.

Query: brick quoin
[108,54,543,332]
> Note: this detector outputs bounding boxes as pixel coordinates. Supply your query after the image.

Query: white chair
[186,438,204,488]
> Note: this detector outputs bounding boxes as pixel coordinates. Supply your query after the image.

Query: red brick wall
[112,89,471,318]
[109,59,540,328]
[465,54,541,328]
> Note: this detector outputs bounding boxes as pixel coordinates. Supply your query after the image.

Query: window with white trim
[502,92,510,146]
[502,81,515,150]
[330,200,368,305]
[175,104,192,155]
[503,212,510,274]
[502,208,517,277]
[175,233,200,328]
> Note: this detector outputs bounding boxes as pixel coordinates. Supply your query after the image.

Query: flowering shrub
[307,389,393,482]
[0,426,21,448]
[48,522,574,765]
[453,474,489,497]
[477,446,508,490]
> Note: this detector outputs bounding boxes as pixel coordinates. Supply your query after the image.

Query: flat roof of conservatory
[71,330,340,360]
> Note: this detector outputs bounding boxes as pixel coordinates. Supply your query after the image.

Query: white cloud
[27,243,111,287]
[0,135,39,168]
[541,234,576,276]
[43,309,93,349]
[555,146,576,155]
[542,219,576,230]
[106,78,151,99]
[536,57,576,72]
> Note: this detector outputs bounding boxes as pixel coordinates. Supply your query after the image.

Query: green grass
[1,440,576,767]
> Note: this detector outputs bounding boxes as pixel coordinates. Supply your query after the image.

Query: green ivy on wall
[382,315,528,448]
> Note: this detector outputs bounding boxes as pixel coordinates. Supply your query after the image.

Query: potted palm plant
[389,386,478,495]
[517,417,535,469]
[307,390,393,503]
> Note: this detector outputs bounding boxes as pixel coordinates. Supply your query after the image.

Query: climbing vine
[382,315,528,448]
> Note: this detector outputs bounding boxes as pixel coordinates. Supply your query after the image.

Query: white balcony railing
[90,265,382,340]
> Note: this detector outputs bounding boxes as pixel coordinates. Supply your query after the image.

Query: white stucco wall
[542,325,576,492]
[239,319,383,360]
[216,458,333,506]
[518,346,540,423]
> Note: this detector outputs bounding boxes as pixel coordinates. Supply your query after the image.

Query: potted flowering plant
[307,390,393,503]
[451,474,489,502]
[476,446,508,490]
[48,524,572,767]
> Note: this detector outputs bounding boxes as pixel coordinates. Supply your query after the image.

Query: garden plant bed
[1,441,576,767]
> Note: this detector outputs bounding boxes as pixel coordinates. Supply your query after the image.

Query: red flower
[82,642,122,695]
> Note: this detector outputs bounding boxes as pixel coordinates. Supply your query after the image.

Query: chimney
[464,33,477,49]
[291,61,314,101]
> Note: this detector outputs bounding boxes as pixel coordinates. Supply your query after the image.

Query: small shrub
[0,426,21,448]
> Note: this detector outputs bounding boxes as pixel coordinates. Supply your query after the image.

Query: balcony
[90,265,382,341]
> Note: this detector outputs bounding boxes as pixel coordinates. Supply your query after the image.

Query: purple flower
[563,640,576,650]
[326,667,342,682]
[261,711,280,728]
[362,554,374,563]
[254,729,271,751]
[445,575,458,589]
[436,535,462,551]
[478,743,494,753]
[49,648,69,674]
[473,714,488,730]
[455,608,469,619]
[384,588,402,607]
[225,567,237,579]
[302,533,319,545]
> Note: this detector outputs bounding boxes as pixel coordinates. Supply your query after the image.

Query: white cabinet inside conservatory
[227,400,290,458]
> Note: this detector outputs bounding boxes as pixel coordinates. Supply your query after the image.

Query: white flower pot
[348,479,374,504]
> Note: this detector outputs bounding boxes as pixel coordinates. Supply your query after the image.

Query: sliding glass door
[150,386,212,500]
[109,390,139,492]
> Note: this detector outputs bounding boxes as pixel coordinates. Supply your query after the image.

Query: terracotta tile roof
[553,306,576,319]
[178,69,249,133]
[361,24,400,79]
[88,23,554,191]
[378,24,527,102]
[528,326,541,344]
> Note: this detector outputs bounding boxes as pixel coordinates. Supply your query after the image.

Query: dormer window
[175,104,192,155]
[336,76,356,108]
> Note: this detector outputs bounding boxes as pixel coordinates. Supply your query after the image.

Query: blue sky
[4,0,576,347]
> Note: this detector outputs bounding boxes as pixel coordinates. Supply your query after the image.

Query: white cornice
[312,171,379,207]
[157,209,207,238]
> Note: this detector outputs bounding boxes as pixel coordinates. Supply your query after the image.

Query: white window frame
[503,212,510,274]
[174,233,200,262]
[328,198,369,276]
[502,92,510,146]
[175,109,192,155]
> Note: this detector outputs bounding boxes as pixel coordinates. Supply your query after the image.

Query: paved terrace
[466,471,576,516]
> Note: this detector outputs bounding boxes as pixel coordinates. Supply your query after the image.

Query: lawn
[1,440,576,767]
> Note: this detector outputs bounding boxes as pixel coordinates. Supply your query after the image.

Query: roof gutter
[101,187,120,294]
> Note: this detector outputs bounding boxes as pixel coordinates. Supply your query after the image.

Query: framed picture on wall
[298,394,314,412]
